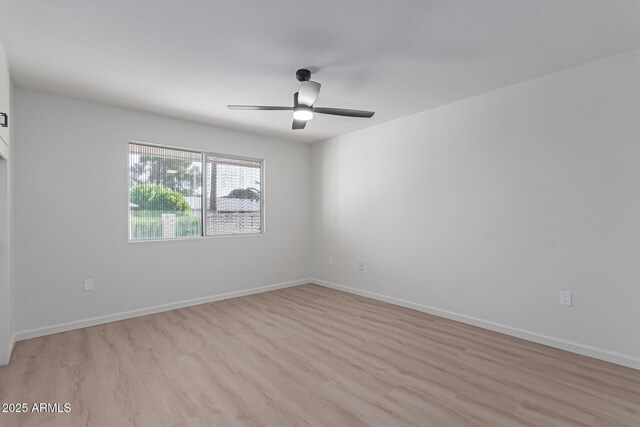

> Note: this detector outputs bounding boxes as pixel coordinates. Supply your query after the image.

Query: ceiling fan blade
[292,119,307,130]
[228,105,292,110]
[313,107,375,118]
[297,81,321,106]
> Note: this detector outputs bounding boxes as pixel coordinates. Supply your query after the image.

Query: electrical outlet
[559,291,572,307]
[328,256,334,265]
[83,279,94,292]
[358,261,365,271]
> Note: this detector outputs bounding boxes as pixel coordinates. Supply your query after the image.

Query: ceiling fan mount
[228,68,375,130]
[295,68,311,82]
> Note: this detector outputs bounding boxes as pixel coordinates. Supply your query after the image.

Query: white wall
[0,39,13,365]
[12,88,310,335]
[311,49,640,368]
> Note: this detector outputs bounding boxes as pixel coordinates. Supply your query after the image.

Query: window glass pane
[205,155,262,235]
[129,143,202,240]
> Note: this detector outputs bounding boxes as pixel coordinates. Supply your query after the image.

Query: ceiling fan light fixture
[293,106,313,121]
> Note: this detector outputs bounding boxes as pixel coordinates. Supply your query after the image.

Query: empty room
[1,1,639,426]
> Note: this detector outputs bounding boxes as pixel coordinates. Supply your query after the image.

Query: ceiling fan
[228,69,375,130]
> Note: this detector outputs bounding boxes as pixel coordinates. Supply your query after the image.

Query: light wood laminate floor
[1,284,639,426]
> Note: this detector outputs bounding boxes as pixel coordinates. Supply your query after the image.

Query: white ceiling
[1,1,640,143]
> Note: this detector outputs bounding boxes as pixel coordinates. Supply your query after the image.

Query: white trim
[10,332,15,354]
[0,137,8,159]
[14,278,311,342]
[127,232,264,244]
[311,278,640,371]
[0,333,15,366]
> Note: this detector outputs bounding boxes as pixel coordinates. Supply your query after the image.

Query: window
[129,142,263,241]
[205,155,262,235]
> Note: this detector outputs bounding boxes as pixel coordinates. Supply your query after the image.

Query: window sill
[128,232,264,244]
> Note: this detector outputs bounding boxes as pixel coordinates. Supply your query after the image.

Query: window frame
[127,140,265,243]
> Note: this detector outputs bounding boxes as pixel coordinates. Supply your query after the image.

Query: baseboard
[311,278,640,371]
[11,278,639,371]
[14,278,311,343]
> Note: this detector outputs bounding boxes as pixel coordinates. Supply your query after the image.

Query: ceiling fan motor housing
[296,68,311,82]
